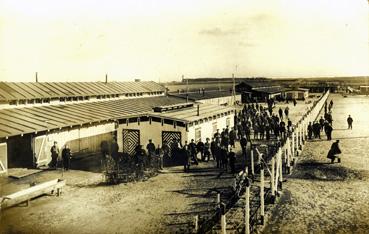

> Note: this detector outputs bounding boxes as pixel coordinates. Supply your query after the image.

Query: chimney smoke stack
[105,74,108,83]
[35,72,38,82]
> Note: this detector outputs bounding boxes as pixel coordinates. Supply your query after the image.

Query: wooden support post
[217,193,221,209]
[279,149,283,190]
[291,132,295,157]
[245,178,250,234]
[250,147,254,176]
[260,164,265,225]
[286,138,291,173]
[221,203,226,234]
[194,215,199,232]
[271,156,275,203]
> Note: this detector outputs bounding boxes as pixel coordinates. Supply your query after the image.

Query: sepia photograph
[0,0,368,233]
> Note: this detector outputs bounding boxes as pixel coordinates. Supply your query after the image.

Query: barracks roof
[168,90,237,101]
[151,103,235,123]
[0,96,186,139]
[0,81,166,102]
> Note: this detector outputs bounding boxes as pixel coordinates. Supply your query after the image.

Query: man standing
[146,139,156,167]
[50,141,59,169]
[307,122,313,140]
[111,139,119,163]
[324,122,333,141]
[278,107,283,119]
[210,138,217,161]
[197,139,205,161]
[284,106,289,118]
[347,115,353,129]
[204,138,211,162]
[189,139,198,165]
[62,144,72,171]
[228,148,236,174]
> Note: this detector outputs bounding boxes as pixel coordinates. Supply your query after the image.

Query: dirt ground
[263,94,369,234]
[1,159,238,234]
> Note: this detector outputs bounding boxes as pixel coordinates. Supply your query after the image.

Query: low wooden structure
[0,179,66,211]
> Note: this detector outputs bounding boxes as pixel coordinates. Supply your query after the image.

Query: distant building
[236,81,283,102]
[360,86,369,95]
[284,88,309,100]
[169,90,241,106]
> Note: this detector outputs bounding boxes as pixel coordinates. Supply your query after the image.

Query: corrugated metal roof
[0,81,166,101]
[151,103,235,122]
[168,90,236,101]
[0,96,187,139]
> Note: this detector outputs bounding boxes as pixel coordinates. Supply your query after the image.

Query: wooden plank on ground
[8,168,42,179]
[0,179,66,209]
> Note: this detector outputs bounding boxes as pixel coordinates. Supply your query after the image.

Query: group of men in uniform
[49,141,72,170]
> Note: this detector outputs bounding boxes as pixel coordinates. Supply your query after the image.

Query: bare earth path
[263,94,369,234]
[0,158,235,234]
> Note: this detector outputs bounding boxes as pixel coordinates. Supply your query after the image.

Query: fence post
[194,215,198,233]
[286,138,291,174]
[260,163,265,225]
[221,203,226,234]
[291,132,295,158]
[250,146,254,176]
[245,178,250,234]
[271,156,275,203]
[217,193,221,210]
[278,149,283,190]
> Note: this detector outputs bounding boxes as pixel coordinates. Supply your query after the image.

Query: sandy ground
[263,94,369,234]
[1,159,237,234]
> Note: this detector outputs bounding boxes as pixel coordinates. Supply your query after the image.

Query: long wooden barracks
[0,81,235,174]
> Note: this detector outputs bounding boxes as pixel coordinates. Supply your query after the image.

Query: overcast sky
[0,0,368,82]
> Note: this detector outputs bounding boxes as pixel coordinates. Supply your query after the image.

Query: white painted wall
[187,113,235,143]
[117,120,188,151]
[33,123,116,166]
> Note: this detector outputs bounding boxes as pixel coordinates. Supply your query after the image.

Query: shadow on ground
[291,160,368,181]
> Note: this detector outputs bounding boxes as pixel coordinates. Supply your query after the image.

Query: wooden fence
[196,90,330,233]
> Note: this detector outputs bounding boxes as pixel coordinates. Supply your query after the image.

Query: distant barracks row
[0,81,242,174]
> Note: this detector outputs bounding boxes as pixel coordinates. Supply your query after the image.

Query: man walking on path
[347,115,353,129]
[327,140,341,163]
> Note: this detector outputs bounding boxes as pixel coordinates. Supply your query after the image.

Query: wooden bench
[0,179,66,211]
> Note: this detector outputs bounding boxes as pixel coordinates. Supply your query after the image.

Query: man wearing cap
[50,141,59,169]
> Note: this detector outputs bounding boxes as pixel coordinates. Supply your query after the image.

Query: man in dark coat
[111,139,119,163]
[327,140,341,163]
[134,145,146,178]
[215,143,221,168]
[278,108,283,119]
[204,138,211,162]
[210,138,217,161]
[182,143,191,172]
[347,115,353,129]
[146,139,156,166]
[62,144,72,171]
[228,148,236,174]
[189,139,198,165]
[240,135,247,158]
[50,141,59,169]
[324,122,333,140]
[284,107,289,118]
[197,139,205,161]
[220,146,228,171]
[229,127,236,148]
[307,122,313,140]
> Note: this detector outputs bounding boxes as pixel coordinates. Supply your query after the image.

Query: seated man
[327,140,341,163]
